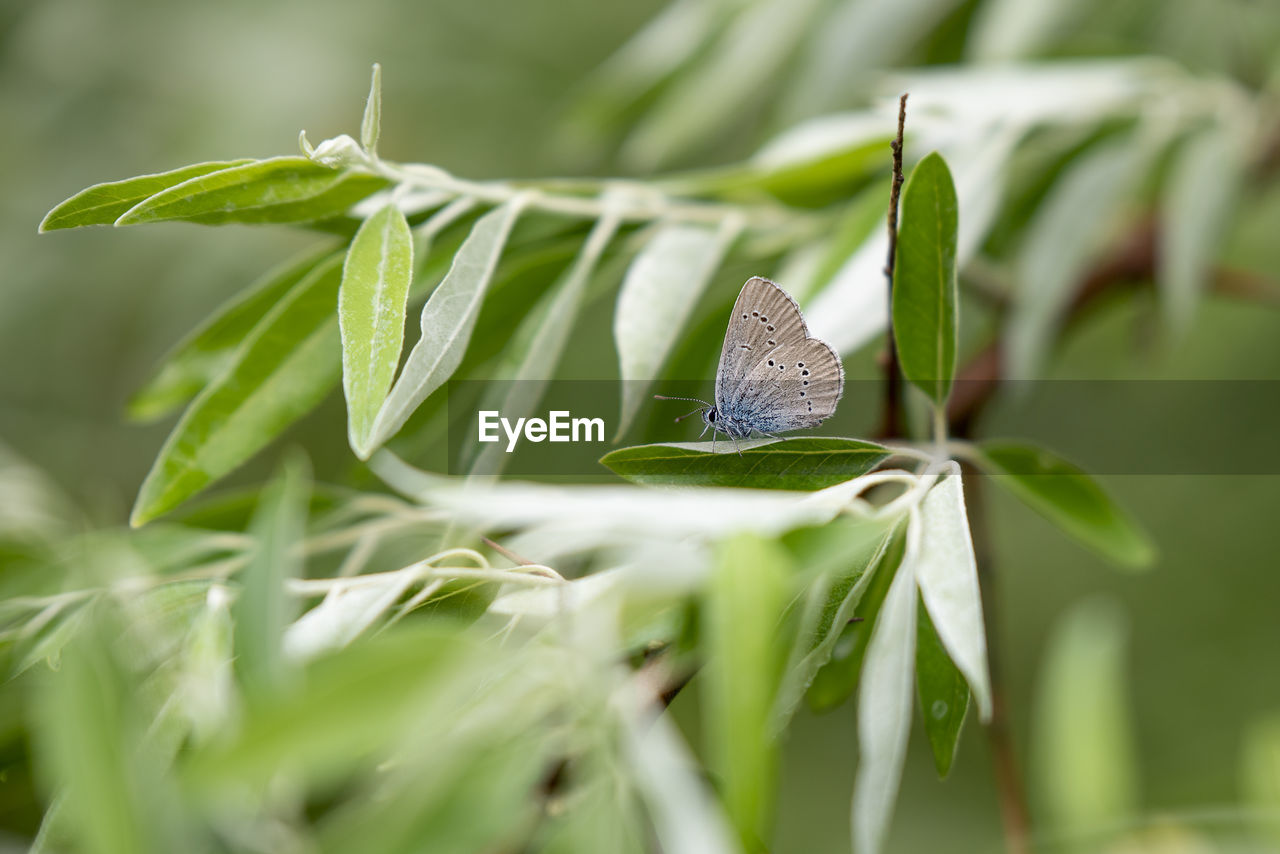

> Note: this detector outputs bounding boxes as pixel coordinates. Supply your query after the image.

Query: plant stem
[879,93,909,439]
[369,159,798,230]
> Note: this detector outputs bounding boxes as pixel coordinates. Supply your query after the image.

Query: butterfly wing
[725,338,844,432]
[714,277,809,411]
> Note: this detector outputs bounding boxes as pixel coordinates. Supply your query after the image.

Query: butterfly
[657,276,844,452]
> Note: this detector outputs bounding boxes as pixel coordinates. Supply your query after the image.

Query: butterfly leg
[729,433,742,457]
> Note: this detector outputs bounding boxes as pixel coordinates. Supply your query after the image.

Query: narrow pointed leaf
[773,519,897,730]
[233,457,308,700]
[468,210,621,476]
[914,473,991,720]
[805,528,905,713]
[1034,599,1137,837]
[371,199,526,446]
[615,221,737,437]
[115,157,388,226]
[706,533,790,847]
[915,597,970,778]
[892,151,959,404]
[131,255,344,526]
[39,160,252,231]
[128,246,334,422]
[601,438,888,490]
[339,204,414,456]
[974,441,1155,569]
[1159,122,1244,337]
[360,63,382,155]
[852,547,917,854]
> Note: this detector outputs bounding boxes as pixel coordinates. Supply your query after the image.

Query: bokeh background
[4,0,1280,850]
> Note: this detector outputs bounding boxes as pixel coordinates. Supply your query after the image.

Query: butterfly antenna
[673,407,705,423]
[654,394,710,406]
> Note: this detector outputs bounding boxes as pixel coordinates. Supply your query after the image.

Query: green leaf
[468,209,621,477]
[600,437,888,490]
[614,221,738,438]
[128,245,335,422]
[892,151,959,405]
[974,441,1155,569]
[231,456,308,700]
[115,157,388,226]
[852,549,917,854]
[1033,598,1137,837]
[914,473,991,719]
[806,529,904,712]
[1006,138,1140,379]
[361,63,382,155]
[185,623,475,793]
[38,160,253,231]
[32,614,180,854]
[131,254,344,526]
[915,597,969,779]
[1159,122,1244,338]
[371,199,527,447]
[339,204,414,457]
[663,131,890,209]
[773,519,897,729]
[706,533,790,847]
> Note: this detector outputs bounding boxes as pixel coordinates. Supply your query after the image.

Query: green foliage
[340,203,414,457]
[893,152,959,404]
[131,254,344,525]
[915,599,969,778]
[807,528,905,713]
[231,456,308,700]
[26,3,1269,848]
[127,245,337,422]
[115,157,388,227]
[973,441,1156,569]
[705,533,791,848]
[371,199,525,449]
[38,160,253,231]
[600,438,889,489]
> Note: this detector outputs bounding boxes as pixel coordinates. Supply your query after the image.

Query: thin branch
[879,93,909,439]
[368,158,798,231]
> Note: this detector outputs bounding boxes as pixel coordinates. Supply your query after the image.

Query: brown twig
[482,535,535,566]
[879,93,909,439]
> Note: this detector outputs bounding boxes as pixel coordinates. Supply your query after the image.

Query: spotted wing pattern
[714,277,844,434]
[714,277,808,408]
[722,338,843,432]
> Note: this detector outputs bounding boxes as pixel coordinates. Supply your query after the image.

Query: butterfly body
[661,277,844,450]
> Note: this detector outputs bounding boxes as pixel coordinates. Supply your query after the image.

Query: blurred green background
[4,0,1280,850]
